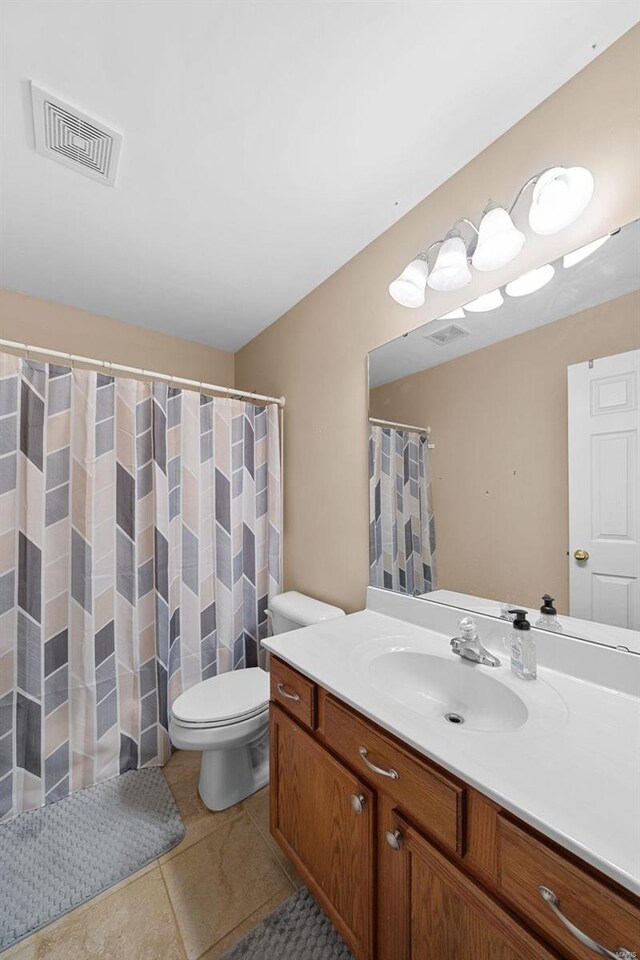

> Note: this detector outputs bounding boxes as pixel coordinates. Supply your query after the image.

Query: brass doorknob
[574,549,589,562]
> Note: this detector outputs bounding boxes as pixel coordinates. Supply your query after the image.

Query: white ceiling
[369,218,640,387]
[1,1,638,353]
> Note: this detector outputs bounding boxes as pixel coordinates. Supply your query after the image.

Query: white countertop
[263,597,640,897]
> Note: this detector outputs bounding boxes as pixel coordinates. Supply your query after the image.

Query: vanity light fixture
[563,233,610,268]
[438,307,466,320]
[388,164,594,308]
[505,263,555,297]
[527,166,594,236]
[463,289,504,312]
[388,254,430,308]
[427,228,473,292]
[472,204,525,272]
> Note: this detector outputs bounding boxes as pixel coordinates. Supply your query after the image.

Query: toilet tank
[267,591,345,635]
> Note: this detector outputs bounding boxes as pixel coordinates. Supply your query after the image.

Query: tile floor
[3,751,302,960]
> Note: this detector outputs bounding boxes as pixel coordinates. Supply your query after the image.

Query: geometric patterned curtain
[0,352,282,822]
[369,425,437,596]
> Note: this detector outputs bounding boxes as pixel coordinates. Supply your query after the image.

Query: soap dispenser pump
[509,610,536,681]
[535,594,563,633]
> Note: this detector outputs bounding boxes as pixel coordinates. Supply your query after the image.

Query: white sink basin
[350,636,568,735]
[366,650,528,731]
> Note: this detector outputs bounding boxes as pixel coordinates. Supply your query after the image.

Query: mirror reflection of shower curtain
[0,352,282,823]
[369,425,437,595]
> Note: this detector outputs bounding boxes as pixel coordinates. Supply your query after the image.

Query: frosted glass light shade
[563,234,610,268]
[427,233,472,291]
[528,166,594,236]
[389,257,429,307]
[464,289,504,312]
[506,263,555,297]
[472,206,525,271]
[438,307,466,320]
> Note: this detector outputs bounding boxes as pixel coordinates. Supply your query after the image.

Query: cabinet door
[270,703,375,959]
[387,816,559,960]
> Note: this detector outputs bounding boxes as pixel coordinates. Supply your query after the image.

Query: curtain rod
[369,416,435,449]
[369,416,431,436]
[0,338,285,408]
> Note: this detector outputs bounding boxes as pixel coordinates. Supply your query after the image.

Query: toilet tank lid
[268,591,346,626]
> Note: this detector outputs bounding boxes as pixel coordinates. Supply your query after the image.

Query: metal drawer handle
[350,794,366,815]
[539,886,637,959]
[277,682,300,702]
[358,746,399,780]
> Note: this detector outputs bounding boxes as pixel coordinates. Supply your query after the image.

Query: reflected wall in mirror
[369,219,640,650]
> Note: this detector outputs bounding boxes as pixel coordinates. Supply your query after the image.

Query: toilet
[168,591,345,811]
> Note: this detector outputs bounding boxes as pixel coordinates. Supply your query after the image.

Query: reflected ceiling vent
[424,323,470,345]
[31,83,122,185]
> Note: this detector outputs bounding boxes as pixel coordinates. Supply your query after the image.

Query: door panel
[269,704,375,959]
[568,350,640,628]
[396,817,558,960]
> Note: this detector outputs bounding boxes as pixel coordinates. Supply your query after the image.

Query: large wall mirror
[368,219,640,651]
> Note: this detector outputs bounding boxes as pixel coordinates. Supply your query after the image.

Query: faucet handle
[458,617,477,640]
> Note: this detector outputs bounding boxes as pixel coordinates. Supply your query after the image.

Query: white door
[568,350,640,629]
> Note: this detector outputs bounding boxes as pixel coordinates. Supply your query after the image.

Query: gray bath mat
[0,767,184,952]
[221,887,353,959]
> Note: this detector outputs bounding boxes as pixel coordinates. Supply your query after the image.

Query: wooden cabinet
[269,658,640,960]
[497,816,640,960]
[398,818,559,960]
[269,703,375,959]
[323,694,465,854]
[270,658,317,730]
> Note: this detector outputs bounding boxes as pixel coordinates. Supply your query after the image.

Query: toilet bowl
[168,591,345,811]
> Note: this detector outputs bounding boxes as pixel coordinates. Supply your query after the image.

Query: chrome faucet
[450,617,501,667]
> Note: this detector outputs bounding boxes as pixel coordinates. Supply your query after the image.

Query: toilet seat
[170,667,269,729]
[171,704,268,730]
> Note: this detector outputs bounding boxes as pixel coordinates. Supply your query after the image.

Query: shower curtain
[369,425,437,596]
[0,353,282,822]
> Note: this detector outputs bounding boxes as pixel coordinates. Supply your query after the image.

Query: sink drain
[445,712,465,725]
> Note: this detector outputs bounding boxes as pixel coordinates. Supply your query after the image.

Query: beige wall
[235,27,640,613]
[0,287,235,386]
[370,291,640,613]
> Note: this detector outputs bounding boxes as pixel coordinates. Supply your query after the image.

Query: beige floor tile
[242,787,304,889]
[1,861,157,957]
[163,748,201,781]
[198,885,296,960]
[32,867,186,960]
[1,939,37,960]
[162,750,241,861]
[160,812,291,960]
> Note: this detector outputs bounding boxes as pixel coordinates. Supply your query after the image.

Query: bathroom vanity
[263,592,640,960]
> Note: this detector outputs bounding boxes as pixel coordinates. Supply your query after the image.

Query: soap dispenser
[535,594,562,633]
[509,610,536,680]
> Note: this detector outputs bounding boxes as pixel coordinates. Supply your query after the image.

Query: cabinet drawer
[270,658,316,730]
[324,695,464,854]
[497,816,640,960]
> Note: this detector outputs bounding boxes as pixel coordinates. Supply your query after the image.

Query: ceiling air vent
[424,324,470,346]
[31,83,122,185]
